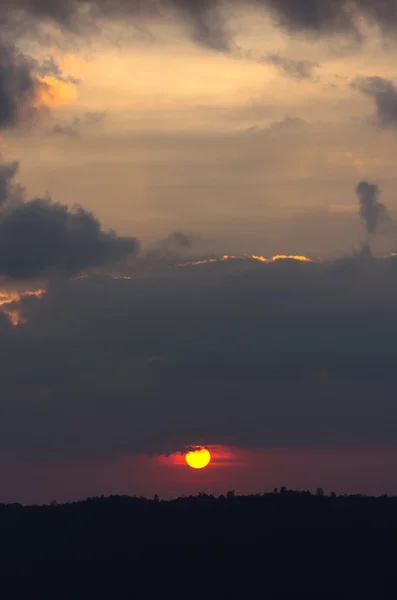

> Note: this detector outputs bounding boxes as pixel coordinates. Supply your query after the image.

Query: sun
[185,447,211,469]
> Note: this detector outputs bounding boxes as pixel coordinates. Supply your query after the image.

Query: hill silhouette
[1,488,396,593]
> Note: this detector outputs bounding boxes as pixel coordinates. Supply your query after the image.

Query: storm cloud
[1,253,397,460]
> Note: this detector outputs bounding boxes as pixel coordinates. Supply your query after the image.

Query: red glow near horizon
[2,445,397,505]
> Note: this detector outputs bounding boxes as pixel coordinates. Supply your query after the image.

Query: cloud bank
[4,1,397,51]
[0,249,397,460]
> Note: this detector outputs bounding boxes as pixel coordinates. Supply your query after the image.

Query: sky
[2,0,397,503]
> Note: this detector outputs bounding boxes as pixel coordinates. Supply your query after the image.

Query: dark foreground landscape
[1,488,396,594]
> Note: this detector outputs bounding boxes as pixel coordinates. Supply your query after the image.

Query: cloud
[50,111,106,138]
[3,1,397,464]
[2,0,229,51]
[142,231,196,264]
[259,0,397,37]
[0,38,79,130]
[0,41,45,129]
[353,76,397,129]
[0,161,139,279]
[4,1,397,53]
[356,180,392,237]
[165,231,193,249]
[0,252,397,460]
[259,0,359,34]
[0,161,24,208]
[265,54,319,79]
[37,57,81,85]
[266,115,307,131]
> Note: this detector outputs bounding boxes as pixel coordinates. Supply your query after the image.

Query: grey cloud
[0,161,24,208]
[5,1,397,51]
[260,0,397,36]
[0,33,80,131]
[1,254,397,460]
[0,198,139,279]
[2,0,228,51]
[265,54,319,79]
[356,180,392,237]
[353,76,397,129]
[0,41,43,129]
[0,161,139,279]
[259,0,359,34]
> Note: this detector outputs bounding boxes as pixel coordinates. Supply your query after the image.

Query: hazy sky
[1,0,397,503]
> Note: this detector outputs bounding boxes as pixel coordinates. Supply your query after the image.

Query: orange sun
[185,447,211,469]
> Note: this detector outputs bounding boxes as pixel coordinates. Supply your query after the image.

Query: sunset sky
[1,0,397,503]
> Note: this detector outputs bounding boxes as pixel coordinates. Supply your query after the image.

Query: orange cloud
[35,76,78,108]
[0,289,46,326]
[176,254,313,268]
[254,254,313,263]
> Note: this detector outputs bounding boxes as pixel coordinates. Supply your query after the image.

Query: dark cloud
[1,0,228,51]
[0,198,139,279]
[260,0,397,36]
[259,0,358,34]
[3,0,397,464]
[0,38,78,131]
[0,41,44,129]
[0,161,24,208]
[356,181,392,237]
[0,254,396,460]
[4,1,397,51]
[265,54,319,79]
[0,161,139,279]
[353,76,397,129]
